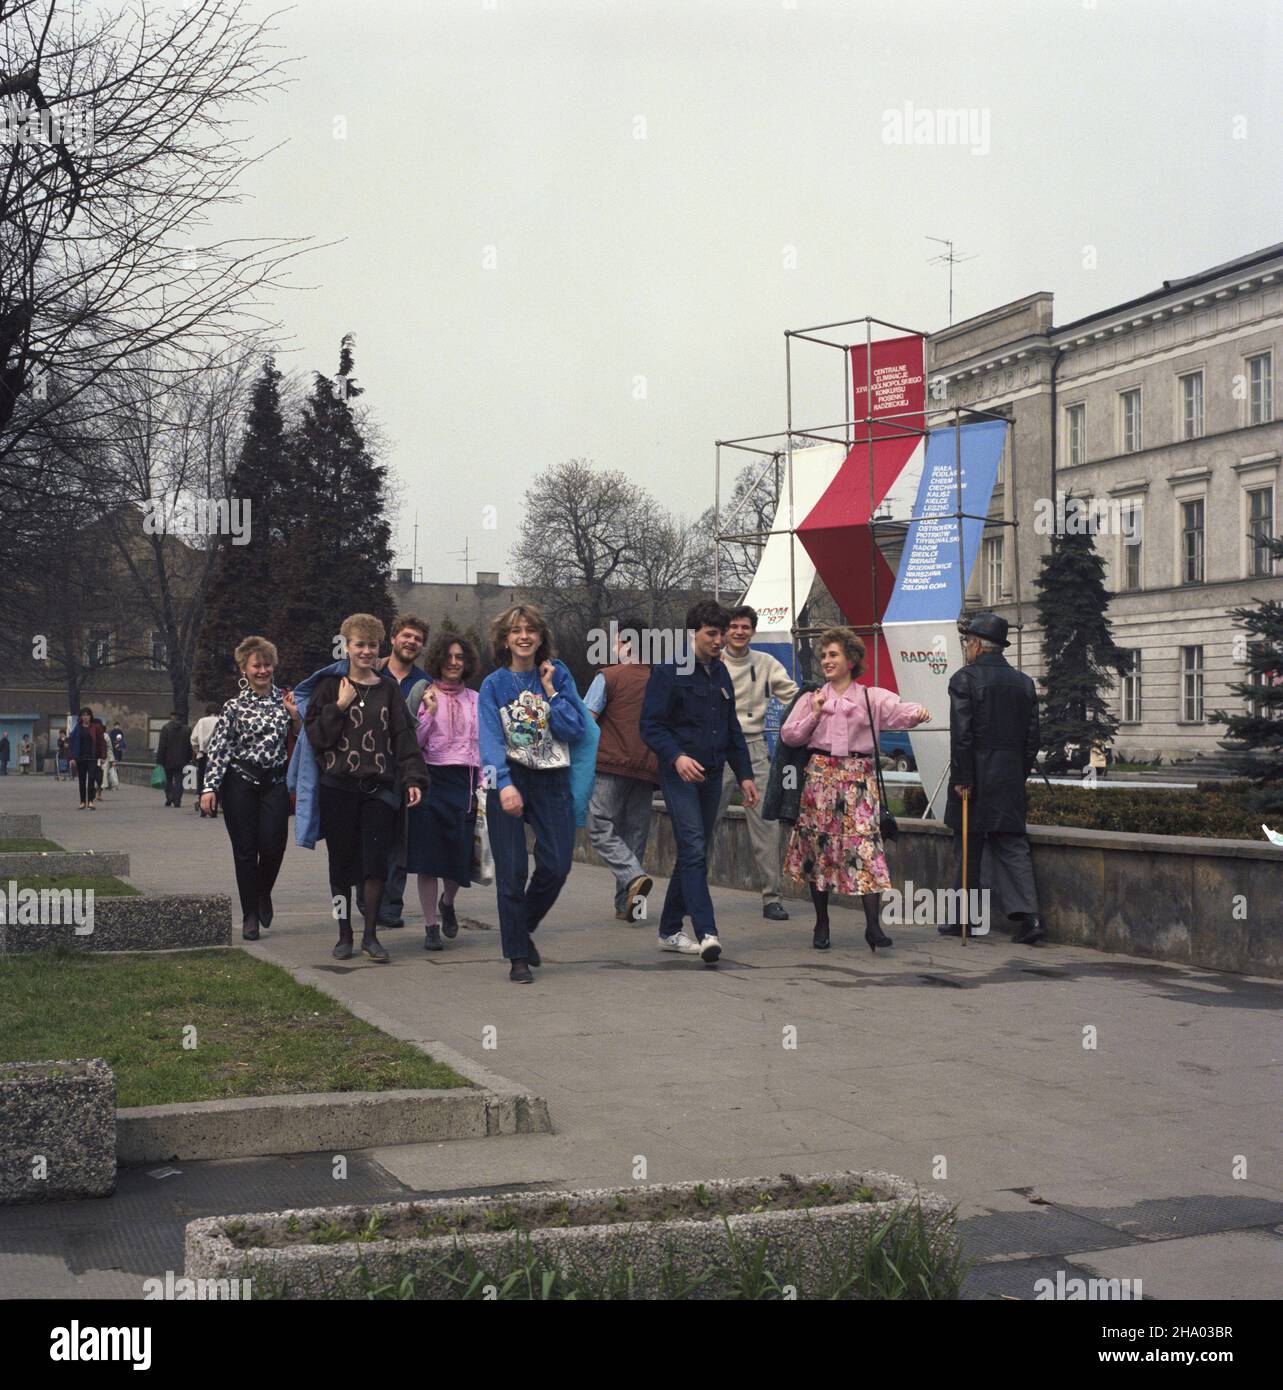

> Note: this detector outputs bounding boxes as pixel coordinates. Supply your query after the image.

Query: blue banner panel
[883,419,1008,623]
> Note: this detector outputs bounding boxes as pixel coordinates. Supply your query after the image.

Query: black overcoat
[944,652,1040,834]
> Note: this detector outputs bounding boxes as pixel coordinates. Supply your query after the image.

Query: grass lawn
[0,947,471,1106]
[6,874,139,896]
[0,838,64,852]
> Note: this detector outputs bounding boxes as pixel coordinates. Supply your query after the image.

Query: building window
[1248,352,1273,426]
[1248,643,1283,719]
[1180,371,1204,440]
[1121,650,1142,724]
[1119,499,1143,592]
[1120,389,1142,453]
[1181,646,1204,723]
[86,628,111,668]
[983,535,1004,605]
[150,631,169,670]
[1248,486,1275,577]
[1066,404,1084,467]
[1181,498,1205,584]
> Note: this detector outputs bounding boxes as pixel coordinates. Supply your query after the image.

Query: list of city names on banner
[900,462,964,594]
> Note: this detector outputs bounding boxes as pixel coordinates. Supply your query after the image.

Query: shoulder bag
[862,685,899,842]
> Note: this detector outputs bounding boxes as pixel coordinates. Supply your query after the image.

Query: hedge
[891,783,1266,840]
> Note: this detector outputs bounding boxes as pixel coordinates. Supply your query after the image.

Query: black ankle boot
[812,921,830,950]
[863,893,892,952]
[241,914,260,942]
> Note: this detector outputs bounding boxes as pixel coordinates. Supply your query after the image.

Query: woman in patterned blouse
[201,636,300,941]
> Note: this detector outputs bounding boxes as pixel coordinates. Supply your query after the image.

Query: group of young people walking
[194,598,959,982]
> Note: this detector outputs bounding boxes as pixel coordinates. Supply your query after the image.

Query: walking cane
[960,788,970,945]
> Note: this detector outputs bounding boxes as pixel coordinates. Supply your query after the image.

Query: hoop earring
[238,675,250,692]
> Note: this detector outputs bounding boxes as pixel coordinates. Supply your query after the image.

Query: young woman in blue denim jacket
[478,604,586,983]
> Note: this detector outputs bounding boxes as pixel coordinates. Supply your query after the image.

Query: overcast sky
[213,0,1283,582]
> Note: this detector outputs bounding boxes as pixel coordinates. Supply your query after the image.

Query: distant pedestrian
[779,627,930,952]
[944,613,1044,945]
[0,733,9,775]
[91,719,109,800]
[407,631,481,952]
[18,735,32,773]
[639,600,758,965]
[155,710,191,807]
[55,731,69,781]
[202,638,300,941]
[68,708,107,809]
[190,704,221,816]
[584,618,657,924]
[479,604,590,983]
[110,723,126,761]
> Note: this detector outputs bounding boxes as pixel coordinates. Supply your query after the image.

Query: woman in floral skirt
[780,627,930,952]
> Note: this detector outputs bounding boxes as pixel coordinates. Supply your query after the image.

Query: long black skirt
[405,763,476,884]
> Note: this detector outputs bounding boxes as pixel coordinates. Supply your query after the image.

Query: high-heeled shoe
[812,923,831,950]
[862,893,892,952]
[864,923,893,953]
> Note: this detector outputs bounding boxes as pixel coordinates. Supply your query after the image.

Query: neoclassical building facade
[926,242,1283,762]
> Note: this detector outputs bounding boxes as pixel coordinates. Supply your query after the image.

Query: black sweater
[304,675,428,793]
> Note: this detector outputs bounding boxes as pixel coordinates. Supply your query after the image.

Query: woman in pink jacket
[781,626,930,953]
[408,632,482,952]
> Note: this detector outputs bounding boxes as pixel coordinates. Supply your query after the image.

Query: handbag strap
[862,684,890,804]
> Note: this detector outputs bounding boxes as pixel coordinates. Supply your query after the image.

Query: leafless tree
[0,0,313,518]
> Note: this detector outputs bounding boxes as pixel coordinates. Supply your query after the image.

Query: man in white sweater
[719,606,799,920]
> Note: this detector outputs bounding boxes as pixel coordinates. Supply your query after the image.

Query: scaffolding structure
[713,314,1027,688]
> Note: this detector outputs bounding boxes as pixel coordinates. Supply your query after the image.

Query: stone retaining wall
[0,850,130,878]
[575,805,1283,978]
[1,893,232,953]
[0,1058,116,1204]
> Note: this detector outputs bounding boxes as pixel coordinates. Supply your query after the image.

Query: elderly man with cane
[941,612,1045,945]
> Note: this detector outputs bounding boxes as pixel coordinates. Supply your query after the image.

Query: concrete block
[0,1058,115,1204]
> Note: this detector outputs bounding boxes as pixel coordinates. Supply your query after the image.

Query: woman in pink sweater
[780,626,930,952]
[407,633,482,952]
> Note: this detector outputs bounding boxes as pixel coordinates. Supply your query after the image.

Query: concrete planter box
[119,1084,550,1162]
[0,1058,116,1204]
[185,1170,954,1299]
[0,850,130,878]
[0,813,43,840]
[0,893,231,954]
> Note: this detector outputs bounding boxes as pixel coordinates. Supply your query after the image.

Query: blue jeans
[487,763,574,960]
[657,763,724,941]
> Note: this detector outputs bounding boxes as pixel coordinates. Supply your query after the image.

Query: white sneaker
[659,931,700,955]
[699,934,722,963]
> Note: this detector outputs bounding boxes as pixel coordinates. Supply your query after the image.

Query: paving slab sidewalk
[3,779,1280,1299]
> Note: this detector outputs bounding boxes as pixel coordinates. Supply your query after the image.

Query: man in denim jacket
[640,600,757,964]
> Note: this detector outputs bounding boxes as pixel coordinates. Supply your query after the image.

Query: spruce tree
[194,356,290,700]
[1034,520,1128,772]
[272,334,394,677]
[1211,533,1283,813]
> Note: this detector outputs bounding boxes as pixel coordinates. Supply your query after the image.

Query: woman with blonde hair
[780,626,930,952]
[300,613,427,962]
[202,636,300,940]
